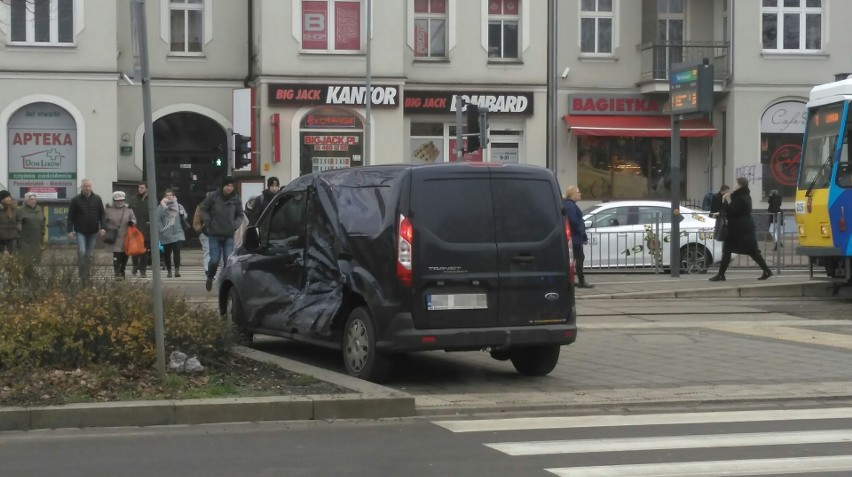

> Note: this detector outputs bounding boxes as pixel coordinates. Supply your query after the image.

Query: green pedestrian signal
[213,157,224,167]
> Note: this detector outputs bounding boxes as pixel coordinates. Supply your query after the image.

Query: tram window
[838,127,852,188]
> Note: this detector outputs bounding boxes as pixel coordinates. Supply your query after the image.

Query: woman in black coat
[709,177,773,281]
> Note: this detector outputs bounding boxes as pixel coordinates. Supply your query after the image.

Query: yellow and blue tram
[796,77,852,281]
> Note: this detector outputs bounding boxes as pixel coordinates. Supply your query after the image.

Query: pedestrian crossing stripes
[433,407,852,477]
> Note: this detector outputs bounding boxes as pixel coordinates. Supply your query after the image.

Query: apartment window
[653,0,683,79]
[488,0,519,60]
[302,0,363,52]
[170,0,203,53]
[580,0,613,55]
[413,0,447,59]
[9,0,74,45]
[761,0,822,52]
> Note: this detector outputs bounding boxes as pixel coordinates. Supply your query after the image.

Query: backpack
[245,194,265,225]
[701,191,714,211]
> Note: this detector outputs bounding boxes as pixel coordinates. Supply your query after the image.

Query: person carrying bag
[124,224,146,257]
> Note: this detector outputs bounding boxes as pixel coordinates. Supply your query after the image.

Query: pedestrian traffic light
[234,133,252,169]
[465,104,480,153]
[212,156,224,168]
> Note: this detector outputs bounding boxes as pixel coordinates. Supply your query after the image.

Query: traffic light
[234,133,252,169]
[212,156,224,168]
[465,104,480,153]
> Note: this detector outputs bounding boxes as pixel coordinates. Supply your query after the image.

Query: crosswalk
[433,407,852,476]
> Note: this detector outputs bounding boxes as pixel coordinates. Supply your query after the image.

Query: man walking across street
[67,178,106,280]
[245,176,280,225]
[564,185,593,288]
[127,182,151,277]
[200,176,243,292]
[710,184,730,217]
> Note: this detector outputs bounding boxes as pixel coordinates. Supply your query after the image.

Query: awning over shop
[564,115,717,138]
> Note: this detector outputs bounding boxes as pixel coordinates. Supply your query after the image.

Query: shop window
[760,100,806,198]
[299,108,364,176]
[413,0,447,59]
[487,0,520,60]
[580,0,614,55]
[577,136,685,200]
[8,0,75,45]
[410,122,522,164]
[169,0,204,53]
[301,0,363,53]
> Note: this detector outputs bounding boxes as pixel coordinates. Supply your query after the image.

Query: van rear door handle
[511,254,534,263]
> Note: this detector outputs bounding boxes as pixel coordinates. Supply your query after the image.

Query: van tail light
[397,214,413,287]
[565,220,575,284]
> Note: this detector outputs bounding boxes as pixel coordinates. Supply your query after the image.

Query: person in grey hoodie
[158,188,188,278]
[200,176,243,291]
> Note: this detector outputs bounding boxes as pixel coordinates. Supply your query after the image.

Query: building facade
[1,0,849,232]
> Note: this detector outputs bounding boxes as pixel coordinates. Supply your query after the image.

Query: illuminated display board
[806,104,844,137]
[669,62,714,115]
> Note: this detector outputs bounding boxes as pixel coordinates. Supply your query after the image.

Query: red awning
[564,115,717,138]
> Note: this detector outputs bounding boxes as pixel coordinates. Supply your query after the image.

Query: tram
[795,76,852,282]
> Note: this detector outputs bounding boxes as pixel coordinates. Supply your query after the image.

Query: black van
[219,163,577,382]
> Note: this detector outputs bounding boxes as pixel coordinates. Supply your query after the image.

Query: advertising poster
[448,138,483,162]
[410,138,444,164]
[45,203,74,245]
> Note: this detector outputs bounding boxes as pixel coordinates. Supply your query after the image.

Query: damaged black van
[219,163,577,382]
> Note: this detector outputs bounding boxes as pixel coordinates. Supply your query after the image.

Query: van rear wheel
[343,307,392,383]
[509,345,561,376]
[226,288,253,345]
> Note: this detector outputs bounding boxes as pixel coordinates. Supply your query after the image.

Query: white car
[581,200,721,273]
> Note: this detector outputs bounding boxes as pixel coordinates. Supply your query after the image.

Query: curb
[581,280,846,299]
[0,346,416,432]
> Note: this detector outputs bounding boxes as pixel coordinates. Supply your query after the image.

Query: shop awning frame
[563,115,717,138]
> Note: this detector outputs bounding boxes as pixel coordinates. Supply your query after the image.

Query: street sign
[670,61,714,115]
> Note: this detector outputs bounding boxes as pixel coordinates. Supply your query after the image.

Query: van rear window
[492,178,560,242]
[413,179,496,243]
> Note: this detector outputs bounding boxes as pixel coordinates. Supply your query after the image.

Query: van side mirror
[244,226,260,251]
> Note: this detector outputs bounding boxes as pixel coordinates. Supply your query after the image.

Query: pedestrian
[67,179,106,280]
[245,176,280,225]
[194,186,217,276]
[564,185,593,288]
[709,177,773,281]
[127,181,151,278]
[710,184,730,217]
[104,191,137,280]
[200,176,243,291]
[158,188,187,278]
[768,189,783,251]
[17,192,46,270]
[0,190,19,254]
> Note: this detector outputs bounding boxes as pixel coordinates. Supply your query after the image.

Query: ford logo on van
[544,292,559,302]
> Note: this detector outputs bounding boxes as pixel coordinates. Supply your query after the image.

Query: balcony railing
[639,41,730,83]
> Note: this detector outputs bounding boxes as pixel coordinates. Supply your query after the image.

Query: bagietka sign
[405,91,534,115]
[269,84,400,108]
[568,94,664,115]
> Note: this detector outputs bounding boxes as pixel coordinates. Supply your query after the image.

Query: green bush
[0,253,233,370]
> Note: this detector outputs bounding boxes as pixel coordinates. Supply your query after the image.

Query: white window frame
[579,0,616,57]
[168,0,204,55]
[407,0,456,59]
[1,0,81,46]
[486,0,521,61]
[158,0,212,57]
[412,0,448,60]
[295,0,366,54]
[761,0,823,53]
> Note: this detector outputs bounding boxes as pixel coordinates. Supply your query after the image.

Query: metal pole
[131,0,166,379]
[455,96,463,162]
[546,0,558,174]
[670,117,681,278]
[364,0,372,166]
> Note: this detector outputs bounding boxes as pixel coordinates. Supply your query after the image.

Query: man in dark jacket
[245,176,280,225]
[127,181,151,277]
[564,185,593,288]
[67,178,106,279]
[710,184,730,217]
[200,176,244,291]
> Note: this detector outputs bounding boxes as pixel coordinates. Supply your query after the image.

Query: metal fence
[584,211,806,274]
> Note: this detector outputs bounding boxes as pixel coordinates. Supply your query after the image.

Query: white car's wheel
[680,244,711,274]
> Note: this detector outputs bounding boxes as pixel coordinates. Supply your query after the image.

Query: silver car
[582,200,722,273]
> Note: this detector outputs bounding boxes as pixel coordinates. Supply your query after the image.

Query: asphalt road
[6,406,852,476]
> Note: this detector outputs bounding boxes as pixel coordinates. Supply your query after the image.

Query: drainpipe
[243,0,254,88]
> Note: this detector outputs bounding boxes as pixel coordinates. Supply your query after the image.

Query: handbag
[124,224,146,256]
[714,214,728,242]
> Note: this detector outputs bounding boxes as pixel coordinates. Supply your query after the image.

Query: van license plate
[427,293,487,311]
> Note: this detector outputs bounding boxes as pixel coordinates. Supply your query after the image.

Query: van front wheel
[343,307,392,383]
[509,345,561,376]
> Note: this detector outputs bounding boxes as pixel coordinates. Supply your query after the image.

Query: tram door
[144,112,228,247]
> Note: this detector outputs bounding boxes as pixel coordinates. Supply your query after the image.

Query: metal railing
[583,211,805,274]
[638,41,730,82]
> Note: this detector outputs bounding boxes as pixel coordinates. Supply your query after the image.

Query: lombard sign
[568,94,664,115]
[761,100,807,134]
[7,102,77,199]
[269,84,400,108]
[405,91,534,115]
